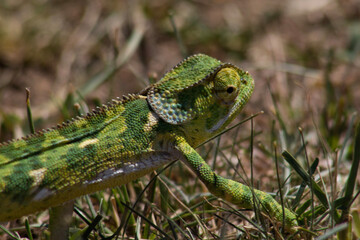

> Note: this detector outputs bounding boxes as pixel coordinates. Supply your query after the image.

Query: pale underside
[1,151,176,221]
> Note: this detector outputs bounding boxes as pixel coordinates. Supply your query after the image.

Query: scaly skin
[0,54,297,230]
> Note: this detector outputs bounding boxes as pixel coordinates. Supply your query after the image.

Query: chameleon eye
[214,67,240,104]
[227,86,234,93]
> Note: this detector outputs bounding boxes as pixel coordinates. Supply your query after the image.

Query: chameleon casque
[0,54,297,231]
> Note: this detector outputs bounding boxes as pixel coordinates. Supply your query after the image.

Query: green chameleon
[0,54,297,232]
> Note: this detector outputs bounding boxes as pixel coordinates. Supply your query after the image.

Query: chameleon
[0,54,297,231]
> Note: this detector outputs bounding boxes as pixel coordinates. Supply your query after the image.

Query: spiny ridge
[0,93,142,146]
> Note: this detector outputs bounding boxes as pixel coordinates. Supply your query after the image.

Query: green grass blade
[296,199,311,216]
[25,88,35,134]
[315,223,348,240]
[0,225,20,240]
[292,158,319,209]
[282,150,329,209]
[24,218,33,240]
[352,209,360,238]
[341,121,360,209]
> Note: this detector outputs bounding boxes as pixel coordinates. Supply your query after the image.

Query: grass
[0,1,359,239]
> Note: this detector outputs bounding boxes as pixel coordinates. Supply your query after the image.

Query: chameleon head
[147,54,254,143]
[205,64,254,133]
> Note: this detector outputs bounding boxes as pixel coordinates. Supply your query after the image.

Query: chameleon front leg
[174,137,298,231]
[49,201,74,240]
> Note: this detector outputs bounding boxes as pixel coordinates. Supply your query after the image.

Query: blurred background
[0,0,358,119]
[0,0,359,238]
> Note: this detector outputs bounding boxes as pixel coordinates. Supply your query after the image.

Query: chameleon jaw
[207,111,232,133]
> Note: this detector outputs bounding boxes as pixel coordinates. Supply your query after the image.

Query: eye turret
[213,68,241,104]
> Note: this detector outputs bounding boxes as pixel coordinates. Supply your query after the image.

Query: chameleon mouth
[208,112,231,132]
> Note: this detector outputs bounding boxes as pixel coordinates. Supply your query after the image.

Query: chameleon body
[0,54,297,229]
